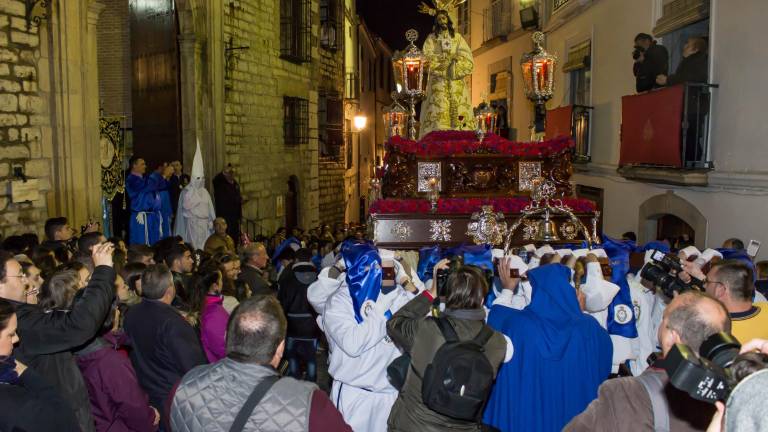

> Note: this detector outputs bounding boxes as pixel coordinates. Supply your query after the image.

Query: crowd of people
[0,146,767,432]
[0,210,767,431]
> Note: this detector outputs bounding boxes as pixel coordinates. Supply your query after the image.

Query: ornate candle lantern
[474,102,497,143]
[392,29,430,140]
[383,93,409,139]
[520,31,557,134]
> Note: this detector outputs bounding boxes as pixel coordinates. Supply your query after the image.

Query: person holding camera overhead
[566,291,729,432]
[633,33,669,93]
[386,258,512,432]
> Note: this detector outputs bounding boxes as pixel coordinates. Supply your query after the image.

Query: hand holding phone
[748,240,761,258]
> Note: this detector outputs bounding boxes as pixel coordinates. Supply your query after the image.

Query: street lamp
[392,29,430,140]
[521,31,557,136]
[353,112,368,132]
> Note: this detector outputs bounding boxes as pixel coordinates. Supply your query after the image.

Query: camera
[661,332,741,403]
[435,255,462,297]
[632,45,645,60]
[639,250,703,297]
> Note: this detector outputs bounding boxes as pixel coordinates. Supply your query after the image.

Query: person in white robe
[173,141,216,250]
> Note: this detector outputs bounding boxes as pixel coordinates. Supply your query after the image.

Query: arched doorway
[638,192,707,249]
[286,176,300,230]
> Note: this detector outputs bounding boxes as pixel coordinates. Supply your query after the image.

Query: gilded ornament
[390,221,412,241]
[559,221,578,240]
[466,205,507,245]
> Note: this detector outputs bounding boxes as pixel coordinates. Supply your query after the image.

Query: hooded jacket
[75,333,158,432]
[484,264,613,432]
[278,261,320,339]
[13,265,116,432]
[200,294,229,362]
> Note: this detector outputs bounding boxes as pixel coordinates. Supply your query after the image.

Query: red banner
[546,105,573,140]
[620,86,685,167]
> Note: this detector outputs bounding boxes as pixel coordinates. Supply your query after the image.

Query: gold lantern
[474,102,497,143]
[383,93,409,139]
[520,31,557,134]
[392,29,430,140]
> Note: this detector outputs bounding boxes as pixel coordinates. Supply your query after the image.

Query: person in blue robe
[483,263,613,432]
[126,157,172,245]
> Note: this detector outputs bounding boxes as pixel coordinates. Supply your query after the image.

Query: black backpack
[419,317,496,422]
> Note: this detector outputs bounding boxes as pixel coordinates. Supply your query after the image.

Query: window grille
[284,96,309,146]
[281,0,311,63]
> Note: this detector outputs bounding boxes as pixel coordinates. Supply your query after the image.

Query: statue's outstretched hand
[417,2,436,16]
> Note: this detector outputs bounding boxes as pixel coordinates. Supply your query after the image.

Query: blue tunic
[126,172,169,245]
[484,264,613,432]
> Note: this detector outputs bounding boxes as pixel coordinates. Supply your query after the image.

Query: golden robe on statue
[419,31,476,139]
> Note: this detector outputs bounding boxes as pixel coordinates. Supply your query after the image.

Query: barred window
[320,0,341,51]
[284,97,309,146]
[281,0,311,63]
[457,1,470,36]
[319,93,343,157]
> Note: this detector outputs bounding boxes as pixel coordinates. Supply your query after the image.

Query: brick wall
[0,1,49,237]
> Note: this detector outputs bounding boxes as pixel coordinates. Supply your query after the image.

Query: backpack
[418,317,496,422]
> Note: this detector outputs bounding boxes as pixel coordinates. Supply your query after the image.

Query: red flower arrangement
[387,131,574,158]
[369,197,597,215]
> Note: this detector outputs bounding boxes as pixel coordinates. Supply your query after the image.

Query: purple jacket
[76,333,157,432]
[201,294,230,362]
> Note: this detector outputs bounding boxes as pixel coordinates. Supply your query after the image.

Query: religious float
[370,25,601,251]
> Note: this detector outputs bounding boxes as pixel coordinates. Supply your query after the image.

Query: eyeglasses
[6,274,26,279]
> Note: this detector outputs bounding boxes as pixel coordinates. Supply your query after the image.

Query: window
[662,19,709,74]
[483,0,512,43]
[564,40,591,106]
[320,0,340,51]
[457,1,470,36]
[284,96,309,146]
[281,0,311,63]
[319,93,343,157]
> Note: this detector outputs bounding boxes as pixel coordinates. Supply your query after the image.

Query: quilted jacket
[170,358,317,432]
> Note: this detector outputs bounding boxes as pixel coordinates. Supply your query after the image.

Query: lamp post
[521,31,557,138]
[353,112,368,132]
[392,29,429,140]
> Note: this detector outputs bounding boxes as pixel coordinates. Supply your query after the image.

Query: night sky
[357,0,434,51]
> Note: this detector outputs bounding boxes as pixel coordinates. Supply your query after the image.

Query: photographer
[633,33,669,93]
[566,291,729,432]
[682,259,768,343]
[386,259,511,431]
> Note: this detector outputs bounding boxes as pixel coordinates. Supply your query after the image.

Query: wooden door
[129,0,182,170]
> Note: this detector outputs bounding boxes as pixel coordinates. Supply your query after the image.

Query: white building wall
[468,0,768,259]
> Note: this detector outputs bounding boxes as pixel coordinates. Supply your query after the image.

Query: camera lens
[700,333,741,368]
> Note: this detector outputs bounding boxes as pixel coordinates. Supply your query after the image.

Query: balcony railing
[345,72,360,100]
[619,82,717,170]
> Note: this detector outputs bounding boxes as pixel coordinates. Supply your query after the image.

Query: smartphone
[748,240,761,258]
[381,259,396,294]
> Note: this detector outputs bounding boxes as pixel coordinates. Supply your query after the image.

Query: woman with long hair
[38,270,80,311]
[188,266,229,362]
[0,298,80,431]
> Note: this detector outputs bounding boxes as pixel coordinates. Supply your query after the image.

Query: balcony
[617,83,717,185]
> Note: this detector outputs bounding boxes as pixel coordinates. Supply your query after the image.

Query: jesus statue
[418,0,476,139]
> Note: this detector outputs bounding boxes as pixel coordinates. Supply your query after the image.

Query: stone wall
[223,0,321,234]
[316,6,347,227]
[0,1,49,237]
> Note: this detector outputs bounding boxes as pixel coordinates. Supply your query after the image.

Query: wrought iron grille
[320,0,341,51]
[284,96,309,146]
[483,0,512,43]
[281,0,311,63]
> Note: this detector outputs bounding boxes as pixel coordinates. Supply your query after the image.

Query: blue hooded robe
[484,264,613,432]
[126,172,168,245]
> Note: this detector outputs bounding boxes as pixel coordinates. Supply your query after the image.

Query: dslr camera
[640,250,703,297]
[435,255,494,298]
[661,332,741,403]
[632,45,646,60]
